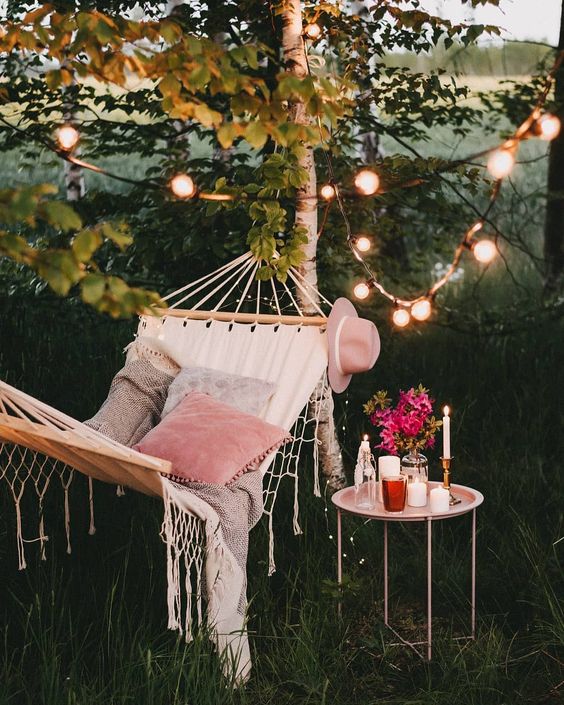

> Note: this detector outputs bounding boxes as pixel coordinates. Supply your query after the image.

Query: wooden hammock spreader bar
[0,413,171,496]
[0,414,171,472]
[156,308,328,326]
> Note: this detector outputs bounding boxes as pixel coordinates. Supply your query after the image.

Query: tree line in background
[0,0,562,319]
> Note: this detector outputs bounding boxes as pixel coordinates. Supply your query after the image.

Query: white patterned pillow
[162,366,276,419]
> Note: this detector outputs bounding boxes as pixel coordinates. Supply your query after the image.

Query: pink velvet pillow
[133,391,291,485]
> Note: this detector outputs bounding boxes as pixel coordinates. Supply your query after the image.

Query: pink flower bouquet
[363,384,442,456]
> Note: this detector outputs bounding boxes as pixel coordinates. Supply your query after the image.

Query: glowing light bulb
[354,169,380,196]
[473,239,497,264]
[353,281,370,300]
[536,113,561,141]
[487,149,515,179]
[56,125,80,151]
[320,183,336,200]
[392,308,410,328]
[170,173,196,199]
[411,299,432,321]
[304,23,321,40]
[354,236,371,253]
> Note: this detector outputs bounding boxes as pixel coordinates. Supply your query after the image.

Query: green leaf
[193,103,222,127]
[188,64,211,89]
[158,73,181,98]
[244,122,268,149]
[72,228,102,262]
[100,222,132,249]
[41,202,82,232]
[81,273,106,305]
[217,123,237,149]
[160,19,181,45]
[255,265,274,281]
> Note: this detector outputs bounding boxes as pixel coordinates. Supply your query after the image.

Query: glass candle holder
[401,451,429,495]
[382,475,407,514]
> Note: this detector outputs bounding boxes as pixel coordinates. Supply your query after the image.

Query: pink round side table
[331,481,484,661]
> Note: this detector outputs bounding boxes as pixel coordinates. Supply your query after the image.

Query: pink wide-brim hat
[327,297,381,393]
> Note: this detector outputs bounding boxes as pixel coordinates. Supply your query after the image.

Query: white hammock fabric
[0,251,332,681]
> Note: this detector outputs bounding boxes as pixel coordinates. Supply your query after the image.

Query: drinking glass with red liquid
[382,475,407,513]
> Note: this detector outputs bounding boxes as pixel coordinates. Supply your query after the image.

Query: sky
[419,0,562,44]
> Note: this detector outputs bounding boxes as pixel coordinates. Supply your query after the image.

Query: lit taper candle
[442,405,451,459]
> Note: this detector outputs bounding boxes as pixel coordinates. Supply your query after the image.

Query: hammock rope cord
[0,251,331,633]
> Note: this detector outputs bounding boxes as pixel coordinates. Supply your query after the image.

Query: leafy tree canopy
[1,0,545,320]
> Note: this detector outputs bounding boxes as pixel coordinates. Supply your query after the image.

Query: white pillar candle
[407,478,427,507]
[378,456,400,502]
[442,405,451,459]
[430,486,450,513]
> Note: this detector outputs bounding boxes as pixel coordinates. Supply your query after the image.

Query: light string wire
[2,33,562,310]
[2,47,562,208]
[303,34,564,316]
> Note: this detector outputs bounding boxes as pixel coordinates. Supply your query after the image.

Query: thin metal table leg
[471,507,476,640]
[337,508,342,616]
[427,517,432,661]
[384,521,389,626]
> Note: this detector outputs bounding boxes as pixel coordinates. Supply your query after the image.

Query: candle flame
[363,434,369,441]
[443,405,450,416]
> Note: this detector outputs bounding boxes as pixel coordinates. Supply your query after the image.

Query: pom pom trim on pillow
[166,433,288,486]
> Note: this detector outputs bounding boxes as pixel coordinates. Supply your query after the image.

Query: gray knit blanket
[84,357,263,615]
[169,471,263,614]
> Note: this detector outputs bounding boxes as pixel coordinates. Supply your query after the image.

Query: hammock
[0,251,334,680]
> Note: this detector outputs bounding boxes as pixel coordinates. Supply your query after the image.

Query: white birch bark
[281,0,346,490]
[61,93,85,201]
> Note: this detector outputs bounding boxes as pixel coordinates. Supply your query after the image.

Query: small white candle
[430,486,450,513]
[442,405,451,459]
[407,478,427,507]
[378,456,400,502]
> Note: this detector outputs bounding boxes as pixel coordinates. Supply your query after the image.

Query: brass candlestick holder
[441,456,461,505]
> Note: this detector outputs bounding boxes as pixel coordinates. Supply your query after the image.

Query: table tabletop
[331,481,484,522]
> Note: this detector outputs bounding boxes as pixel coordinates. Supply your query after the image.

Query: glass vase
[400,451,429,489]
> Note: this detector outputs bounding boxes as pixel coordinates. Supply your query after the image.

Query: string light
[392,308,410,328]
[472,239,497,264]
[487,146,516,179]
[411,299,432,321]
[320,183,336,200]
[3,35,560,329]
[354,169,380,196]
[535,113,561,141]
[304,23,322,40]
[354,236,371,253]
[353,281,371,300]
[56,124,80,151]
[170,173,196,199]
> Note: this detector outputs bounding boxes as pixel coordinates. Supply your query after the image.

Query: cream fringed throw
[161,472,263,683]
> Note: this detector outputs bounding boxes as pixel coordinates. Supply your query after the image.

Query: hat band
[334,316,348,376]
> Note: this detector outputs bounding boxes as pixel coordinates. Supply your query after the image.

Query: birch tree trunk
[62,85,85,201]
[281,0,346,490]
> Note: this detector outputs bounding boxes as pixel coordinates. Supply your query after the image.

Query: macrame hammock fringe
[0,251,334,664]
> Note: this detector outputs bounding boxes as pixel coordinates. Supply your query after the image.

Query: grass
[0,72,563,704]
[0,296,562,704]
